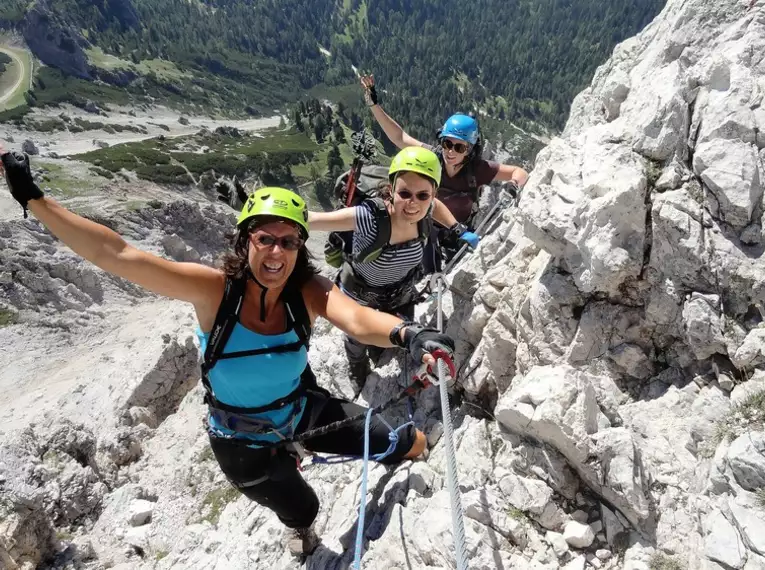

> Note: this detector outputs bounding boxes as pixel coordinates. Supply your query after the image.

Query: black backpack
[324,165,431,269]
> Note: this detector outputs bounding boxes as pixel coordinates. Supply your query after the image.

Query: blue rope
[352,410,414,569]
[308,399,416,467]
[352,408,374,570]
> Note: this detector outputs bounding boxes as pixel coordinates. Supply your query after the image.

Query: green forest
[0,0,665,137]
[324,0,665,136]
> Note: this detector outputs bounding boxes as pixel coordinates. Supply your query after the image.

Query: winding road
[0,47,29,107]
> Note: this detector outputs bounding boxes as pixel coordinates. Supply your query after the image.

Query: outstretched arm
[1,148,221,313]
[361,75,424,150]
[431,198,458,228]
[307,207,356,232]
[303,275,457,369]
[494,163,529,186]
[27,198,221,305]
[302,275,406,348]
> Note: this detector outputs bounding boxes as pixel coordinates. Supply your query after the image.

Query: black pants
[209,393,417,529]
[343,302,416,365]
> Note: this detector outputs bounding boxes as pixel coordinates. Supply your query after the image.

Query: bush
[0,307,19,327]
[0,104,31,124]
[714,390,765,445]
[31,118,67,133]
[136,164,189,184]
[649,553,685,570]
[89,166,115,179]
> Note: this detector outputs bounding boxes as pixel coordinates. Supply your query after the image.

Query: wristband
[389,320,413,348]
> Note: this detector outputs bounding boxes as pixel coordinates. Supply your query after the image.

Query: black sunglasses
[250,231,304,251]
[397,189,433,202]
[441,139,469,154]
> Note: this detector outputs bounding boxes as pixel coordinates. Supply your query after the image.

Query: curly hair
[219,219,318,291]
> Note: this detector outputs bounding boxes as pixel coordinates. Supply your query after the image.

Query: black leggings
[209,393,417,528]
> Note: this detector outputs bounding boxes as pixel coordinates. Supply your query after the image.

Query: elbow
[96,239,132,273]
[344,307,371,341]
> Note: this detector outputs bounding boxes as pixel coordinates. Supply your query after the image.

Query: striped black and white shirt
[346,201,424,303]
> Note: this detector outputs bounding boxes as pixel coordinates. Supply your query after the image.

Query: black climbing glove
[363,84,379,107]
[446,222,468,242]
[215,178,248,210]
[394,324,455,363]
[1,151,44,219]
[233,179,248,206]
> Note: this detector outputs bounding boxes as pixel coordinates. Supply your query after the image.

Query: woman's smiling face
[391,171,435,223]
[440,136,470,167]
[247,220,303,289]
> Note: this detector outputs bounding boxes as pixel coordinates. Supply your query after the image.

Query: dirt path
[0,47,26,106]
[1,107,283,156]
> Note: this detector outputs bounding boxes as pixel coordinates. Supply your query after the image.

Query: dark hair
[220,220,318,291]
[378,179,393,202]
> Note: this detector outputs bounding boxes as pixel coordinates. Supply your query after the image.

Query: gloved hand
[0,150,44,218]
[360,74,379,107]
[459,230,479,249]
[446,222,480,249]
[215,178,248,210]
[505,179,520,201]
[402,324,455,366]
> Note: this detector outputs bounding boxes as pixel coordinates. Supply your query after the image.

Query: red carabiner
[428,348,457,379]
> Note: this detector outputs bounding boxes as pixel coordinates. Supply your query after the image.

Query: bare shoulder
[188,266,227,331]
[300,275,334,322]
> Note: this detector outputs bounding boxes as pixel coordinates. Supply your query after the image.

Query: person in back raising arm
[0,145,456,558]
[360,74,529,261]
[309,146,466,392]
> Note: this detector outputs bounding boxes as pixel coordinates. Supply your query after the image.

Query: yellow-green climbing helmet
[388,146,442,188]
[237,187,309,238]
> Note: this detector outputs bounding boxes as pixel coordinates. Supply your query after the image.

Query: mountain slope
[0,0,665,135]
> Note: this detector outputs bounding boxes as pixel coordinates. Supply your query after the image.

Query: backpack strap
[465,161,478,194]
[353,197,392,264]
[202,276,247,375]
[416,215,432,243]
[201,276,314,416]
[282,284,311,349]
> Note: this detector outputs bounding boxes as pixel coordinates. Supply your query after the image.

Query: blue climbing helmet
[439,113,479,146]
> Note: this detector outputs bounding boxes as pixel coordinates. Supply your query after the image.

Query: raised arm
[360,75,424,150]
[1,150,222,312]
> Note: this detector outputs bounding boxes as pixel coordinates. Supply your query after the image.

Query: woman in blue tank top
[1,146,456,558]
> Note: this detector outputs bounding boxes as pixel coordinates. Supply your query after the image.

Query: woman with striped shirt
[310,147,477,389]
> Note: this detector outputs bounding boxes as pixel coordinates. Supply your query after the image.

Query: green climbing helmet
[388,146,442,189]
[237,187,309,238]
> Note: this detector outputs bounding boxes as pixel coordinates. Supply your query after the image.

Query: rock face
[1,0,764,569]
[21,139,39,155]
[20,0,140,81]
[22,2,92,79]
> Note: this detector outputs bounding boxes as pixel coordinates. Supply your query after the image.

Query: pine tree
[327,142,344,173]
[332,120,346,143]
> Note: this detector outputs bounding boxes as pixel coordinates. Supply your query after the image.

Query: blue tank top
[197,322,308,446]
